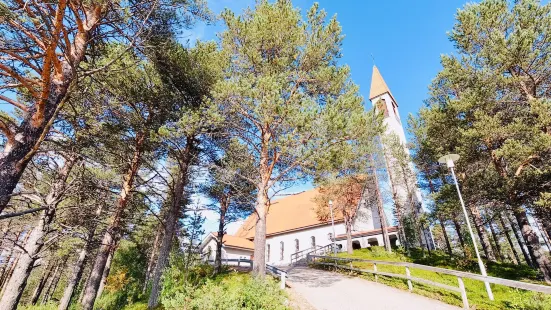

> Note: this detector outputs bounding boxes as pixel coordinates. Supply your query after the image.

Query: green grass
[314,247,551,310]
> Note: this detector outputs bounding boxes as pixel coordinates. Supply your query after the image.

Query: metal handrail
[206,259,287,289]
[290,244,335,264]
[307,254,551,309]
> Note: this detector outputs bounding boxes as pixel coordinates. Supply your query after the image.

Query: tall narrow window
[311,236,316,248]
[267,244,270,261]
[280,241,284,261]
[295,239,299,252]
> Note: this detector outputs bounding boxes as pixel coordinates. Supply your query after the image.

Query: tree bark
[513,207,551,283]
[452,216,467,257]
[372,172,391,253]
[96,247,114,302]
[488,220,504,262]
[81,132,145,310]
[468,204,496,262]
[252,133,271,277]
[58,222,97,310]
[0,230,21,288]
[252,188,268,277]
[508,214,533,267]
[143,223,162,294]
[438,217,453,256]
[0,155,77,310]
[215,197,228,274]
[148,138,195,309]
[499,214,520,265]
[30,260,53,305]
[0,6,102,213]
[345,219,353,254]
[42,256,66,304]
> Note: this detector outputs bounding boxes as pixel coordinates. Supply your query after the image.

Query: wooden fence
[307,254,551,309]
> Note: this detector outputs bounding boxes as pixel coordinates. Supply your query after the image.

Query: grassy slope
[323,247,551,310]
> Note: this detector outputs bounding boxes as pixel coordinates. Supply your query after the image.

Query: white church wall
[201,237,253,265]
[265,223,347,266]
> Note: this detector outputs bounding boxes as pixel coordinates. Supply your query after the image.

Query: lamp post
[438,154,494,300]
[329,200,337,256]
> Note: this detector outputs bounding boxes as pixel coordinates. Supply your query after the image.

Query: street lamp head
[438,154,460,168]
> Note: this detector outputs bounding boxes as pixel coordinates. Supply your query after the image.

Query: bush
[163,273,290,310]
[19,304,58,310]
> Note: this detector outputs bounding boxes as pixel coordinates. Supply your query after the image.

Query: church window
[295,239,299,252]
[328,233,333,241]
[267,244,270,261]
[311,236,316,248]
[280,241,284,260]
[207,246,212,260]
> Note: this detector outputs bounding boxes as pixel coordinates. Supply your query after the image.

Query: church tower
[368,66,434,249]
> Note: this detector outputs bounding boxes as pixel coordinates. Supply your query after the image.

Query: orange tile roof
[210,232,254,250]
[235,189,343,240]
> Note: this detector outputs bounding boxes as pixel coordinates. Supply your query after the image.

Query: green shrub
[19,304,58,310]
[164,273,290,310]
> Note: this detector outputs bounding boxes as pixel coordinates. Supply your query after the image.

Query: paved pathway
[285,266,459,310]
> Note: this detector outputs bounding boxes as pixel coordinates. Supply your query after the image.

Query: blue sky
[197,0,470,234]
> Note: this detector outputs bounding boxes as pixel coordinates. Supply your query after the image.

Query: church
[200,66,430,266]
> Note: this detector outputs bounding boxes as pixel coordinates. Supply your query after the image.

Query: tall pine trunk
[438,216,453,256]
[252,188,268,277]
[148,139,195,309]
[215,198,228,274]
[81,133,145,310]
[143,224,163,294]
[508,214,533,267]
[0,8,102,212]
[513,207,551,283]
[252,135,271,277]
[488,220,504,262]
[0,155,77,310]
[371,168,391,253]
[499,215,520,265]
[0,231,29,295]
[452,216,467,257]
[96,247,114,302]
[30,260,53,305]
[58,213,99,310]
[468,204,496,262]
[42,256,66,304]
[345,218,353,254]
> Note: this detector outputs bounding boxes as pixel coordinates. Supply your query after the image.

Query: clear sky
[196,0,471,235]
[188,0,468,129]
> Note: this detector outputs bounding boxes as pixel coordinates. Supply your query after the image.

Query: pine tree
[213,0,378,276]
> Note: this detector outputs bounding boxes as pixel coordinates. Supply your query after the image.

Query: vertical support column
[457,277,469,309]
[405,266,413,291]
[374,263,378,282]
[280,272,286,289]
[238,258,241,267]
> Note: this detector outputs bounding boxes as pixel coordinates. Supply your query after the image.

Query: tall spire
[369,65,392,100]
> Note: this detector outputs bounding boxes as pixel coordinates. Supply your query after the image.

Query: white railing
[307,254,551,309]
[206,259,287,289]
[290,243,337,265]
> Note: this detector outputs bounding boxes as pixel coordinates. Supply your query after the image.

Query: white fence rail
[307,254,551,309]
[206,259,287,289]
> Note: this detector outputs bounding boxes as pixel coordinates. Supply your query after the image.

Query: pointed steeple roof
[369,65,394,102]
